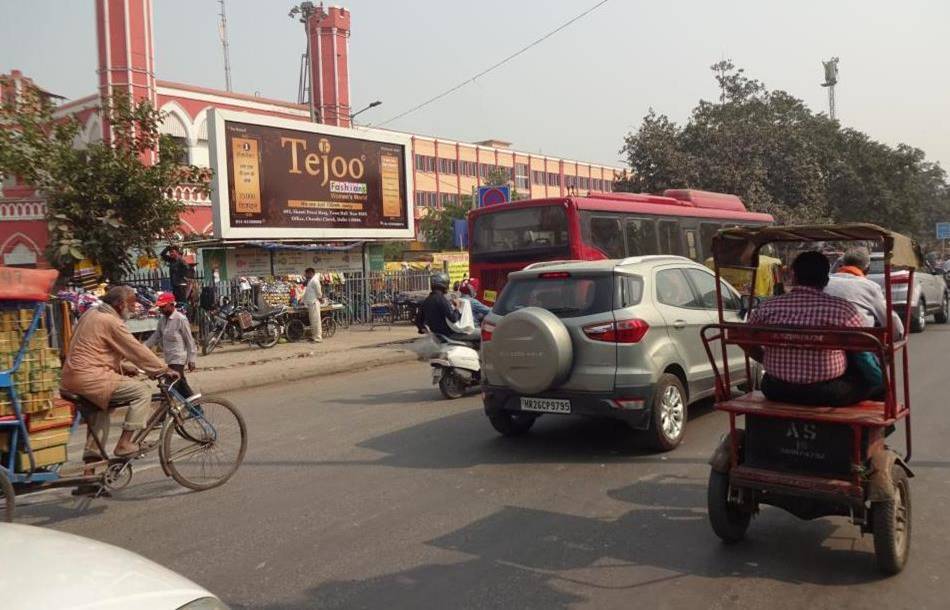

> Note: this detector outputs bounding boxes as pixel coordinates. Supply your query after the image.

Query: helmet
[460,278,480,296]
[430,272,450,290]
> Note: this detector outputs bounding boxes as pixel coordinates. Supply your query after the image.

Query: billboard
[209,109,414,240]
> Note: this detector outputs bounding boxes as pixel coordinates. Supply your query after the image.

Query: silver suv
[480,256,748,451]
[866,252,948,333]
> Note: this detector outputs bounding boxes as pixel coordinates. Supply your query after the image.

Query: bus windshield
[471,205,569,260]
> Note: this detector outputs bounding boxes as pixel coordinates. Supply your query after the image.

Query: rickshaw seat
[717,391,895,426]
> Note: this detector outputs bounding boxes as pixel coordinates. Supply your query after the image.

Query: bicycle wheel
[322,316,337,338]
[0,468,14,522]
[285,318,306,342]
[160,396,247,491]
[204,324,225,355]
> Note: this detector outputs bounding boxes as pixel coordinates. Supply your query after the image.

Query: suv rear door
[652,266,716,397]
[682,267,748,382]
[490,270,619,393]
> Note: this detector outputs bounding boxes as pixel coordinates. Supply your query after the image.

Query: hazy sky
[3,0,949,169]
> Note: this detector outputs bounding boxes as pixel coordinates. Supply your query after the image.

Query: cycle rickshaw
[701,224,917,574]
[0,267,247,521]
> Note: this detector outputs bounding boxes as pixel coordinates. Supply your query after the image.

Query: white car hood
[0,523,214,609]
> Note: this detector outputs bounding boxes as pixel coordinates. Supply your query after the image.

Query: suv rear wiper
[546,307,582,316]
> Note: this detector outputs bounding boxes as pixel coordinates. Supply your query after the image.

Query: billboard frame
[208,108,415,240]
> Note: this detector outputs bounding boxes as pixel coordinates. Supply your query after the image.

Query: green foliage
[0,90,209,281]
[619,60,950,240]
[419,195,473,251]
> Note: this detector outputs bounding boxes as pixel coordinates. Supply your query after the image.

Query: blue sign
[477,185,510,207]
[937,222,950,240]
[452,219,469,248]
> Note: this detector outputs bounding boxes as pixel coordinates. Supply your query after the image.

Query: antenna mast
[821,57,839,121]
[218,0,233,92]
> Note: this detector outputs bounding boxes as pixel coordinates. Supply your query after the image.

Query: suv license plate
[520,397,571,414]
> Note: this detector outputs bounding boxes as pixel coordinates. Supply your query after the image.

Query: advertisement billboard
[209,109,414,240]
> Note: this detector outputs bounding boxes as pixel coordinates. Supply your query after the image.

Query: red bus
[468,189,774,303]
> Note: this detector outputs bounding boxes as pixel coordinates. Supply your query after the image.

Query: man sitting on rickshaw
[748,251,879,406]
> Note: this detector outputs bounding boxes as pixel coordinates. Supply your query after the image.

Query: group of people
[750,247,896,406]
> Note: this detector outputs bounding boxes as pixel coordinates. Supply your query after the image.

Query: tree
[484,166,526,200]
[419,195,473,251]
[618,60,950,237]
[0,90,209,281]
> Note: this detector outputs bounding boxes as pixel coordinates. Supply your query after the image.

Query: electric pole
[289,2,319,123]
[821,57,839,121]
[218,0,233,92]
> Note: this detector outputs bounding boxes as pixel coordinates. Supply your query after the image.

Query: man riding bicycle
[61,286,180,461]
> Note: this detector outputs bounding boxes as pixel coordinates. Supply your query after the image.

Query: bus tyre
[708,468,751,544]
[872,465,911,575]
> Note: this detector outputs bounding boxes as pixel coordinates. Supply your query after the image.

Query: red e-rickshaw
[701,224,917,574]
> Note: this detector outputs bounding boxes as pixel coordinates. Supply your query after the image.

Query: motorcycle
[203,301,284,354]
[430,333,481,399]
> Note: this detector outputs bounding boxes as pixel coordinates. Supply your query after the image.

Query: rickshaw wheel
[708,469,751,544]
[0,469,14,522]
[872,465,911,575]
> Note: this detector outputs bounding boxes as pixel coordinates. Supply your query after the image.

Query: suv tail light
[891,272,910,285]
[481,320,496,342]
[583,319,649,343]
[539,271,571,279]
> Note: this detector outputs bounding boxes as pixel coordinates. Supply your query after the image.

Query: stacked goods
[0,307,69,471]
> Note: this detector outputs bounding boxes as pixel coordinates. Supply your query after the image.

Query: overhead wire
[376,0,611,127]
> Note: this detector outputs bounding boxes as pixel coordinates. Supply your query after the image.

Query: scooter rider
[415,272,467,340]
[459,278,491,324]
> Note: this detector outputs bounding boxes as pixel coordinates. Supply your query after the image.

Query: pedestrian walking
[144,292,199,400]
[302,267,323,342]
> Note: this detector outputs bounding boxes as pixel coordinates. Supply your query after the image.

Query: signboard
[209,109,414,240]
[477,185,510,207]
[937,222,950,240]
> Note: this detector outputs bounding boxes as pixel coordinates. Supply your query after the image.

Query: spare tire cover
[488,307,573,395]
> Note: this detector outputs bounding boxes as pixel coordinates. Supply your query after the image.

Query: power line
[377,0,611,127]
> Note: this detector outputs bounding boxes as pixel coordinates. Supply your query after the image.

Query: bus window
[700,222,722,260]
[657,220,684,256]
[588,216,625,258]
[685,230,699,261]
[625,218,658,256]
[471,205,569,259]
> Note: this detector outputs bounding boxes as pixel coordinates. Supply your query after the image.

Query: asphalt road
[18,325,950,609]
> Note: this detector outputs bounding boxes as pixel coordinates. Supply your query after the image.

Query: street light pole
[349,100,382,123]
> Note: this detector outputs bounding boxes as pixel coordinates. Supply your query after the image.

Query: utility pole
[218,0,233,92]
[821,57,839,121]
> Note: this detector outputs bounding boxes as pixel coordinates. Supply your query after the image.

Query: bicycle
[1,375,247,520]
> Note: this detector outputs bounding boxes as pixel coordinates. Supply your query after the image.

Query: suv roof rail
[523,260,573,270]
[616,255,689,267]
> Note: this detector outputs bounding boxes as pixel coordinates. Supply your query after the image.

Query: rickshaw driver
[61,286,180,460]
[746,251,875,406]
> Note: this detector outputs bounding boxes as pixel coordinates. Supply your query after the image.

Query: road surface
[18,326,950,609]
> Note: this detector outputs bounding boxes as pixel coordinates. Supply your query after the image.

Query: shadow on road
[245,475,882,609]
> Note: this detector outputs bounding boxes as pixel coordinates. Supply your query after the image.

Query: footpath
[186,325,421,395]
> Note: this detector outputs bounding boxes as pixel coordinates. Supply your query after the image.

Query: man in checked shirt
[748,251,875,406]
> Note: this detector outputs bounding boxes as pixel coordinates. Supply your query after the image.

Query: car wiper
[546,307,582,315]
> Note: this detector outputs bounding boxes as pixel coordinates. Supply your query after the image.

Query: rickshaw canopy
[712,223,923,271]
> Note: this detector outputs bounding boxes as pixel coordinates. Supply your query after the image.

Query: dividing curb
[194,348,417,395]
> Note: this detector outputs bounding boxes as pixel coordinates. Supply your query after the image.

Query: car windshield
[494,274,615,318]
[471,206,569,260]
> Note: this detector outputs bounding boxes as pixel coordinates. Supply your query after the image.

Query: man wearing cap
[144,292,199,399]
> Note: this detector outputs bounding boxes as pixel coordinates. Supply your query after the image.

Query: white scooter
[426,299,482,399]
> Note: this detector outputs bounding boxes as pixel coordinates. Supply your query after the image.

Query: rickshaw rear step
[730,465,865,504]
[716,391,904,427]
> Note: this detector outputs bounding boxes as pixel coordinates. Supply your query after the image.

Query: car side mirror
[738,295,761,319]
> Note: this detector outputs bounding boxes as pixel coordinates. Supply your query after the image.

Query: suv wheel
[488,411,537,437]
[647,374,687,452]
[910,299,926,333]
[935,293,949,324]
